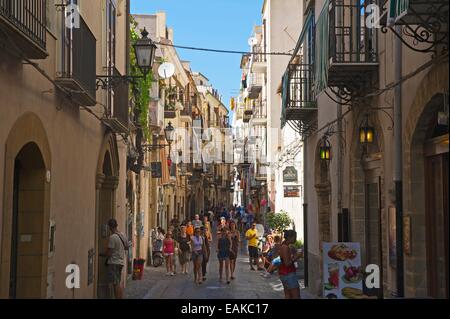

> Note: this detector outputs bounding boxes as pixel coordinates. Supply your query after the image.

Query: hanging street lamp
[133,28,157,77]
[96,28,157,90]
[319,136,331,161]
[164,121,175,146]
[359,114,375,144]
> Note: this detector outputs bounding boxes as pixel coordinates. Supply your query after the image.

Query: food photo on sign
[323,242,376,299]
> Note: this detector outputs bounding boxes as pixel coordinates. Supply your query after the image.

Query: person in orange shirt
[186,221,194,237]
[203,216,212,242]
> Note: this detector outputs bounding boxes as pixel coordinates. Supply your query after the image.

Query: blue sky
[130,0,264,113]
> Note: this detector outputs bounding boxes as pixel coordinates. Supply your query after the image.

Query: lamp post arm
[95,75,145,90]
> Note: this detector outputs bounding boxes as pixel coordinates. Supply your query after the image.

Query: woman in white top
[191,228,205,285]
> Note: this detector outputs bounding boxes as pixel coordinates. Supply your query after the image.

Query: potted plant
[266,210,293,236]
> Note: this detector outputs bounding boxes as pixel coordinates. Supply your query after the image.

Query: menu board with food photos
[323,242,365,299]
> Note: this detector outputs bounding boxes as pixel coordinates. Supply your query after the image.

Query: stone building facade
[0,0,129,298]
[281,0,448,298]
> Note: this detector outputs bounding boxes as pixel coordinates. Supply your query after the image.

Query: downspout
[394,25,404,297]
[337,100,343,231]
[336,0,343,228]
[303,138,309,287]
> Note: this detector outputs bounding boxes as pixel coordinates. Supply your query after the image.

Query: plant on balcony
[130,16,154,140]
[165,86,178,110]
[266,210,293,235]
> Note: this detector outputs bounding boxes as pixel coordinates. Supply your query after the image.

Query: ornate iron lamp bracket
[141,144,171,151]
[95,75,144,91]
[381,1,449,54]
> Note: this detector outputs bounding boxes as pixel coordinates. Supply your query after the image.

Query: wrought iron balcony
[327,0,379,97]
[180,93,193,118]
[180,103,192,118]
[0,0,47,59]
[164,104,176,119]
[282,63,317,121]
[247,73,264,99]
[383,0,449,53]
[55,15,97,106]
[251,99,267,125]
[251,45,267,73]
[103,68,129,134]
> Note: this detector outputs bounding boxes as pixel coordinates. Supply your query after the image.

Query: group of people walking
[155,205,302,298]
[158,211,242,285]
[158,214,212,285]
[100,208,302,299]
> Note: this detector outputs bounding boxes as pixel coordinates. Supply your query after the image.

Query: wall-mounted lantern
[319,137,331,161]
[359,114,375,144]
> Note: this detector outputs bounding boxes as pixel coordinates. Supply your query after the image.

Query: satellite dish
[158,62,175,79]
[248,37,257,46]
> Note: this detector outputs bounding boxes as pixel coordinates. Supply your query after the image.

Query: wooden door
[425,153,449,298]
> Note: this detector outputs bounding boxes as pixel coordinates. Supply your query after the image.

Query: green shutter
[281,71,289,128]
[314,0,330,94]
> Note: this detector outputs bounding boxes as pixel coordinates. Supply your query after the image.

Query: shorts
[248,246,258,259]
[107,264,123,285]
[217,251,230,261]
[280,272,300,290]
[179,250,191,265]
[192,251,203,263]
[164,252,174,257]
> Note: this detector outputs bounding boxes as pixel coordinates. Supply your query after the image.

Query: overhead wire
[154,41,293,56]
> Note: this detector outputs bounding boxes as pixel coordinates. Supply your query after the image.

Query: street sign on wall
[284,185,301,197]
[283,166,298,183]
[151,162,162,178]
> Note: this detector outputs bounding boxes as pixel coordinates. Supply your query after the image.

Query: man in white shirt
[192,214,203,229]
[102,218,129,299]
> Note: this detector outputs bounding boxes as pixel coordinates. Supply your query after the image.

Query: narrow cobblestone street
[126,229,314,299]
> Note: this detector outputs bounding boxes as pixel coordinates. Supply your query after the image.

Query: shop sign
[151,162,162,178]
[284,185,300,197]
[283,166,298,183]
[323,242,363,299]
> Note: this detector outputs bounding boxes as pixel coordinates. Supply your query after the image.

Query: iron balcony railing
[247,73,264,88]
[181,99,192,117]
[103,67,129,134]
[0,0,47,56]
[329,0,377,64]
[252,45,266,63]
[253,99,267,119]
[285,63,316,110]
[57,15,97,106]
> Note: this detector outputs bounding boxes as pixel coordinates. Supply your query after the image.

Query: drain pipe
[303,138,308,287]
[394,25,404,298]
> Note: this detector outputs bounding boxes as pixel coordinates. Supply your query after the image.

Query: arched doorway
[1,113,51,299]
[410,93,448,298]
[95,134,120,299]
[9,143,48,298]
[403,61,449,297]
